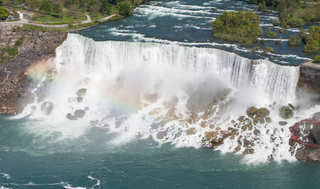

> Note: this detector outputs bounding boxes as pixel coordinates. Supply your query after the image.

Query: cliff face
[0,24,65,114]
[298,63,320,93]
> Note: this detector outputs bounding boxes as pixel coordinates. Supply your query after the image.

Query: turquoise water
[1,115,320,189]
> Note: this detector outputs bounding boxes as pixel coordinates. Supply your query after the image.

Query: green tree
[258,1,267,12]
[0,6,10,20]
[53,1,63,18]
[118,1,131,16]
[288,35,300,46]
[314,55,320,63]
[40,0,52,14]
[29,0,41,11]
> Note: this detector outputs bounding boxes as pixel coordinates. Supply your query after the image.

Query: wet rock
[76,88,87,97]
[200,122,207,128]
[279,121,287,126]
[296,148,320,162]
[310,129,320,144]
[265,117,272,123]
[74,110,86,118]
[204,131,217,140]
[41,102,54,116]
[243,148,254,154]
[77,97,83,103]
[237,116,245,122]
[85,107,90,111]
[66,113,77,120]
[137,132,143,138]
[202,114,208,120]
[288,103,295,110]
[144,93,159,103]
[246,106,258,118]
[209,124,215,129]
[253,129,260,135]
[156,131,166,139]
[312,112,320,121]
[166,108,178,120]
[279,106,294,119]
[186,128,196,135]
[163,95,179,108]
[257,107,270,118]
[210,138,224,146]
[235,146,241,152]
[259,117,265,124]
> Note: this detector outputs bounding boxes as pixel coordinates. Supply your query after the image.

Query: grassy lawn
[9,6,27,11]
[84,11,109,21]
[33,11,86,22]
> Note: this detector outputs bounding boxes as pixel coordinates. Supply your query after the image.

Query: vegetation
[0,6,10,20]
[210,11,263,46]
[288,35,300,46]
[0,35,24,64]
[251,46,260,52]
[264,46,274,53]
[258,1,267,12]
[276,39,282,45]
[273,19,280,26]
[266,27,277,38]
[303,26,320,53]
[314,55,320,63]
[260,39,265,45]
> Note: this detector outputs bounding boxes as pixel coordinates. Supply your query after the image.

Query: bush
[0,6,10,20]
[314,55,320,63]
[273,19,280,26]
[258,1,266,12]
[251,46,260,52]
[267,32,277,38]
[264,47,274,53]
[288,35,300,46]
[119,1,131,16]
[260,39,265,45]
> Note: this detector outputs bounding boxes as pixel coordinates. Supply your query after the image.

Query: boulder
[310,129,320,144]
[279,106,294,119]
[246,106,258,118]
[76,88,87,97]
[265,117,272,123]
[74,110,86,118]
[312,112,320,121]
[144,93,158,103]
[186,128,196,135]
[66,113,77,120]
[288,103,295,110]
[156,131,166,139]
[234,146,241,152]
[204,131,217,140]
[296,148,320,162]
[41,102,54,116]
[279,121,287,126]
[243,148,254,154]
[163,96,179,108]
[77,97,83,103]
[253,129,260,135]
[166,108,178,120]
[257,107,270,118]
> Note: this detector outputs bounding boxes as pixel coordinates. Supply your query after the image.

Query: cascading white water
[19,33,307,164]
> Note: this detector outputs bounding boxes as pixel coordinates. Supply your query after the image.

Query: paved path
[0,14,116,28]
[301,60,320,69]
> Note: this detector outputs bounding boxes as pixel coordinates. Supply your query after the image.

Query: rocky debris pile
[294,112,320,161]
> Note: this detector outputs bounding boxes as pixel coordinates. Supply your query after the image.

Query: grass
[33,11,86,22]
[84,11,108,21]
[9,6,27,11]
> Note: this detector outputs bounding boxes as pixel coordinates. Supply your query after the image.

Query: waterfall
[56,33,299,103]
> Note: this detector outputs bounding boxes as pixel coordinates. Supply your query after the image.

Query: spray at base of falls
[17,33,319,164]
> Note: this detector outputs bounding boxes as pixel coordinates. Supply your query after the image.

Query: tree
[0,6,10,20]
[53,1,63,18]
[314,55,320,63]
[288,35,300,46]
[118,1,131,16]
[29,0,41,11]
[258,1,267,12]
[40,0,52,14]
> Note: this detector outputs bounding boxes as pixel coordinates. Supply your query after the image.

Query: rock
[279,106,294,119]
[237,116,245,122]
[253,129,260,135]
[156,131,165,139]
[279,121,287,126]
[41,102,54,116]
[209,124,215,129]
[74,109,86,118]
[85,107,90,111]
[200,122,207,128]
[76,88,87,97]
[312,112,320,121]
[288,103,295,110]
[66,113,77,120]
[296,148,320,162]
[137,132,143,138]
[310,129,320,144]
[77,97,83,103]
[265,117,272,123]
[144,93,158,103]
[207,102,214,109]
[163,96,179,108]
[166,108,178,120]
[243,148,254,154]
[257,107,270,118]
[204,131,217,140]
[235,146,241,152]
[186,128,196,135]
[246,106,258,118]
[259,117,265,124]
[202,114,208,120]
